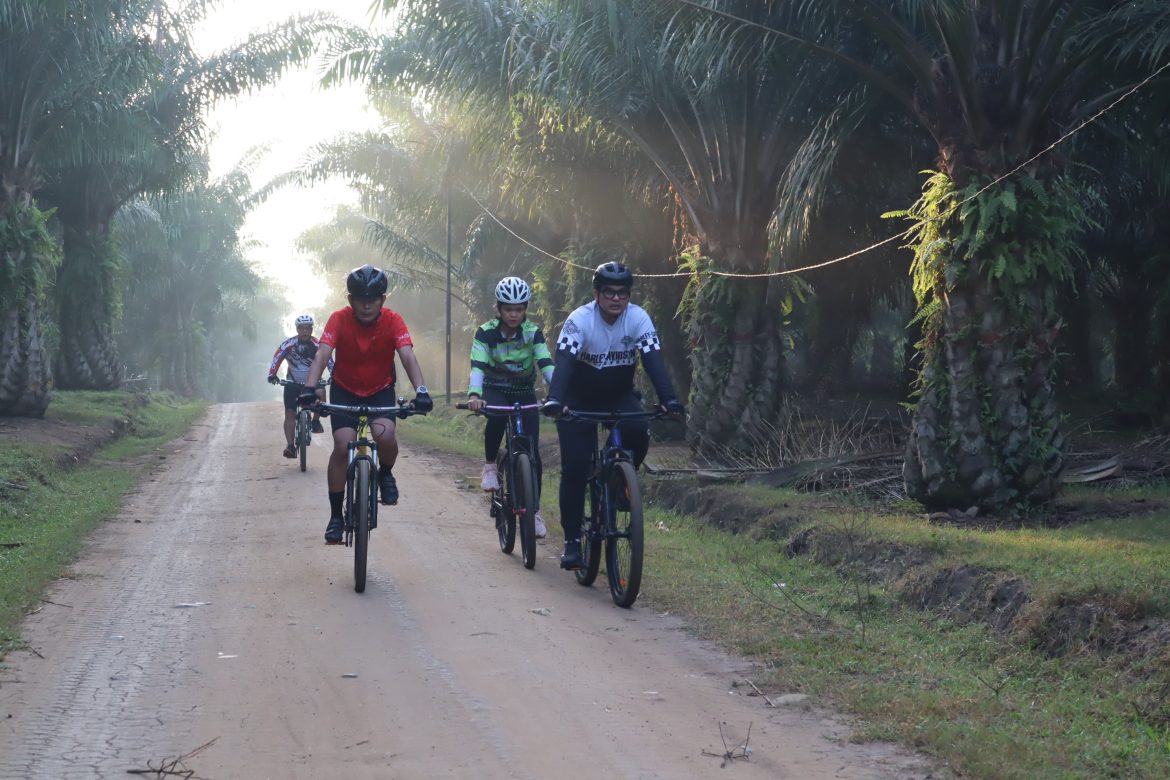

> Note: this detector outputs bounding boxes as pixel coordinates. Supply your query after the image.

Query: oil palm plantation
[342,0,854,449]
[116,168,260,396]
[0,0,150,415]
[39,3,338,391]
[748,0,1170,510]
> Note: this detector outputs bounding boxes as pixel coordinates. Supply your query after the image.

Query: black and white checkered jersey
[549,301,674,406]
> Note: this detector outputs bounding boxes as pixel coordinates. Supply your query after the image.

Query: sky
[195,0,387,326]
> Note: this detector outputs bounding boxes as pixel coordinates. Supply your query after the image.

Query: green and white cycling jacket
[468,318,555,396]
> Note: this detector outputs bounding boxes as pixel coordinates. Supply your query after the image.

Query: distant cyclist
[267,314,331,459]
[542,261,684,569]
[466,276,555,538]
[299,264,433,544]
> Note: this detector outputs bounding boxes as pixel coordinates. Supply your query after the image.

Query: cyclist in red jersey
[300,265,433,544]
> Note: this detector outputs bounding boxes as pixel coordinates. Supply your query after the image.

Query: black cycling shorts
[328,384,399,433]
[282,382,308,411]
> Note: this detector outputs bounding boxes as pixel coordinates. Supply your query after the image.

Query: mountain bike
[277,378,328,472]
[312,399,421,593]
[456,401,542,569]
[561,409,670,608]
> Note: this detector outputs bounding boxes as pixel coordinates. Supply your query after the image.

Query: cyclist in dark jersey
[466,276,555,537]
[542,262,685,569]
[267,314,332,458]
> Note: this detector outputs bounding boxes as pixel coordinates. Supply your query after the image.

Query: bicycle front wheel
[512,453,537,570]
[604,461,643,607]
[354,459,371,592]
[495,452,516,554]
[574,483,603,587]
[298,410,310,472]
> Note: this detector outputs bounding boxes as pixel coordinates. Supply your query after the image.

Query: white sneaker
[534,511,547,539]
[480,463,500,491]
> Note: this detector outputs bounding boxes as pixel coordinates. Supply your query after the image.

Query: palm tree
[338,0,854,449]
[116,168,259,396]
[39,3,339,391]
[0,0,147,415]
[738,0,1170,510]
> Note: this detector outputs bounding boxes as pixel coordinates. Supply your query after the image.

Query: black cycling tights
[556,396,649,541]
[482,387,542,498]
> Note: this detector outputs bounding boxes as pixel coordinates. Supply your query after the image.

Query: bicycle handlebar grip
[455,403,470,410]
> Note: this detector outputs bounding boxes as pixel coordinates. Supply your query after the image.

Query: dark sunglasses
[599,286,631,300]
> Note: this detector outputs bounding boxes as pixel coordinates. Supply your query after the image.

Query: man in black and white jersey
[267,314,331,459]
[542,261,685,570]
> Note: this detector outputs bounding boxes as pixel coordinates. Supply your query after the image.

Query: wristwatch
[416,385,429,394]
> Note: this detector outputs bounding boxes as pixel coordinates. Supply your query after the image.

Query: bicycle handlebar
[312,401,422,418]
[560,408,672,423]
[277,378,329,388]
[455,402,543,414]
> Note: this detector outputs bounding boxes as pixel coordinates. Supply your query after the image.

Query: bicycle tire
[605,461,643,607]
[354,459,371,593]
[574,482,603,586]
[513,453,537,569]
[495,452,516,554]
[298,410,309,472]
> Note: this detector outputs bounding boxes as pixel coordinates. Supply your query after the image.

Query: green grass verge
[0,391,207,655]
[399,410,1170,780]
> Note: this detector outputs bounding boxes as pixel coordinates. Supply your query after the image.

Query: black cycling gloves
[412,391,433,413]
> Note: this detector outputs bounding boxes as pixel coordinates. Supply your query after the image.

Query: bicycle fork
[345,446,379,543]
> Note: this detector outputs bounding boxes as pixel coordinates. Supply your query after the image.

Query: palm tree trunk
[0,293,54,417]
[0,198,57,417]
[1110,272,1153,407]
[685,248,789,454]
[903,174,1078,511]
[54,228,123,389]
[904,273,1064,509]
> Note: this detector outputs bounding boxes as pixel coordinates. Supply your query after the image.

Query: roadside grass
[400,404,483,460]
[0,391,206,655]
[400,410,1170,780]
[43,389,150,426]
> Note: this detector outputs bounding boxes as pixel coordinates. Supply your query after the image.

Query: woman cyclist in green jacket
[466,276,554,537]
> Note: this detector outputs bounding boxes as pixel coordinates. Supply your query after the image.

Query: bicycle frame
[560,408,672,606]
[563,409,665,537]
[314,402,408,537]
[457,401,543,567]
[487,403,540,519]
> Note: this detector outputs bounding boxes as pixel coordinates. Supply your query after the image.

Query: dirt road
[0,402,932,779]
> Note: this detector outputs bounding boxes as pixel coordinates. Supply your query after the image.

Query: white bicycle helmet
[295,314,314,327]
[495,276,532,305]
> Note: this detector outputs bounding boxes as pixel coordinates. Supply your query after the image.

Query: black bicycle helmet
[592,261,634,289]
[346,264,388,298]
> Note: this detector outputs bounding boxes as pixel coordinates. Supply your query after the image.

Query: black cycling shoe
[282,445,296,459]
[311,419,325,434]
[379,469,398,505]
[560,540,583,570]
[324,516,344,544]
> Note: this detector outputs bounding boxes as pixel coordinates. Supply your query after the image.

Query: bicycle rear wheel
[298,410,310,472]
[604,461,643,607]
[512,453,537,569]
[354,459,371,592]
[495,452,516,554]
[574,483,603,586]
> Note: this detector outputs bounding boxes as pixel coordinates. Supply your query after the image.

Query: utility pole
[445,180,452,405]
